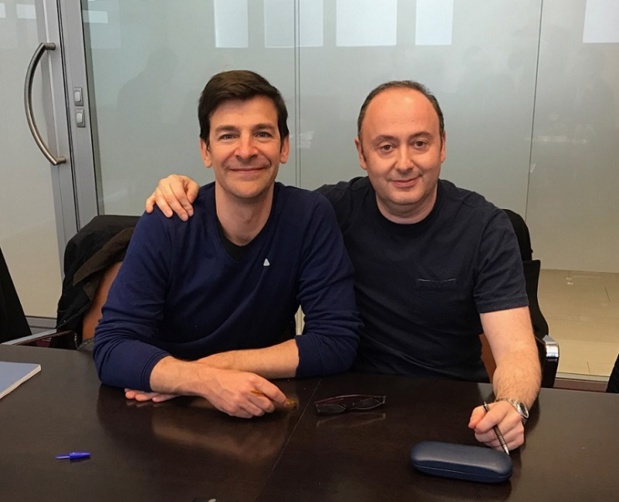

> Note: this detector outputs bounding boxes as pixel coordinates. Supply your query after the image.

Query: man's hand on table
[128,359,288,419]
[202,368,288,418]
[468,400,525,452]
[125,389,178,402]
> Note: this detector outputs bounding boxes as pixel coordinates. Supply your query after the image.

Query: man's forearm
[491,346,541,408]
[197,339,300,379]
[150,356,210,395]
[481,307,542,409]
[149,354,289,417]
[151,339,299,395]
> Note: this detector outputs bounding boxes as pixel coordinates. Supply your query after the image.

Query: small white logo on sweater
[263,258,270,267]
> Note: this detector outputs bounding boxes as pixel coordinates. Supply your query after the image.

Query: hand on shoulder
[145,174,199,221]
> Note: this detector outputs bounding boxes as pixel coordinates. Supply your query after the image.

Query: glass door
[0,0,77,321]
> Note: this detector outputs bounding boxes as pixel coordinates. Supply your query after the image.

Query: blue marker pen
[55,452,91,460]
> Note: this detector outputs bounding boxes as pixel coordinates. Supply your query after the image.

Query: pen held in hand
[251,389,298,410]
[483,401,510,455]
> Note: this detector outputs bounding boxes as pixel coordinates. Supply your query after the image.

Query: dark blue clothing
[94,183,361,391]
[319,177,528,381]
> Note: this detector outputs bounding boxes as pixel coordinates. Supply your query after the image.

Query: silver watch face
[497,398,529,422]
[516,402,530,420]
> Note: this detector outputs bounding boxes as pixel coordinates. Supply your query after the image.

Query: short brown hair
[198,70,289,145]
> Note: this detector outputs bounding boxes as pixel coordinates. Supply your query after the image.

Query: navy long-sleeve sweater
[93,182,361,390]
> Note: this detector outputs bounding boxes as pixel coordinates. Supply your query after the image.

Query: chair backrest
[522,259,549,337]
[607,354,619,393]
[522,259,558,388]
[53,215,139,348]
[502,210,550,340]
[503,209,532,261]
[0,247,31,343]
[81,261,123,342]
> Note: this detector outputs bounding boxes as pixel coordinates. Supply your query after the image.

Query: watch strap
[495,397,529,424]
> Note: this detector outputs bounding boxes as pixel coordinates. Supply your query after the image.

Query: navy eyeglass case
[410,441,512,483]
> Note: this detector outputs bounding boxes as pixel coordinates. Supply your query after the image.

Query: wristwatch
[495,397,529,424]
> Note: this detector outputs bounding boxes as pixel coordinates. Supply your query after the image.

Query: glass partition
[298,0,539,220]
[83,0,296,215]
[528,0,619,273]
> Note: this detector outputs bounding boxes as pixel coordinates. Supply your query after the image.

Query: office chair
[607,354,619,393]
[1,215,138,348]
[1,246,63,344]
[480,210,559,388]
[52,215,138,348]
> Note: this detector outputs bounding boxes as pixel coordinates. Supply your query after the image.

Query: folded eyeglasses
[314,394,386,415]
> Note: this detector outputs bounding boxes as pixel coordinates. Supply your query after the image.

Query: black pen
[483,401,510,455]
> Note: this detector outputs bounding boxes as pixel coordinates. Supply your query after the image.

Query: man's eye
[413,140,428,149]
[256,131,273,138]
[219,134,236,141]
[379,144,394,152]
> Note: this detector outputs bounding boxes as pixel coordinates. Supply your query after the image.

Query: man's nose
[395,146,414,170]
[235,135,258,160]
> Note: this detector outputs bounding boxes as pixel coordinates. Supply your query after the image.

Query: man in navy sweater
[93,70,361,418]
[145,79,541,451]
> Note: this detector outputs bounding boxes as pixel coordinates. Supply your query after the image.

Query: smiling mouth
[229,166,269,173]
[391,177,419,187]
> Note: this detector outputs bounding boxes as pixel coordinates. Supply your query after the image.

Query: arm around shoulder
[145,174,200,220]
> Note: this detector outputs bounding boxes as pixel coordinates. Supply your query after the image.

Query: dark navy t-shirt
[319,177,528,381]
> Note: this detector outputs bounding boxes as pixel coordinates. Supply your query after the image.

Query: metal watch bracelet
[495,397,529,424]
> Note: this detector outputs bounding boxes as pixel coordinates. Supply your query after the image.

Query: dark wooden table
[1,345,618,501]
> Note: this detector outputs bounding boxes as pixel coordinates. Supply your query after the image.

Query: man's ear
[279,135,290,164]
[440,131,447,163]
[354,137,368,172]
[200,139,212,168]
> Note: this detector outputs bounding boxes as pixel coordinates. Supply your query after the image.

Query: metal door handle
[24,43,67,166]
